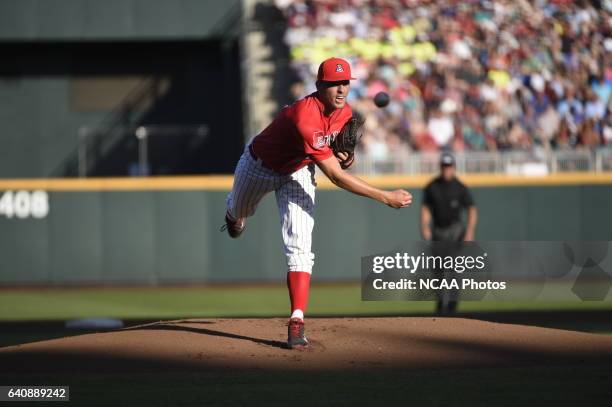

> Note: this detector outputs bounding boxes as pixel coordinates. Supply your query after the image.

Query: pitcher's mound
[3,317,612,374]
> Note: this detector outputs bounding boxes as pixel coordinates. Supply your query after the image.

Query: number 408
[0,190,49,219]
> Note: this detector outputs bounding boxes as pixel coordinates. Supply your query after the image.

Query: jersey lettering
[313,130,339,149]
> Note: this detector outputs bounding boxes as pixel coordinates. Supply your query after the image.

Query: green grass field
[2,284,612,321]
[7,366,612,407]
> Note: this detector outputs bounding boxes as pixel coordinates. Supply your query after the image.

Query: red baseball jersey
[251,92,353,174]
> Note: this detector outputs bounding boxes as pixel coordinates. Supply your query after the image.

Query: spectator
[274,0,610,155]
[427,107,455,148]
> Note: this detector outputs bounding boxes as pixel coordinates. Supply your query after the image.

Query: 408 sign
[0,190,49,219]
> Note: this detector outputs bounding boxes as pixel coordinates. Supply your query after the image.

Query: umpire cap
[440,153,455,166]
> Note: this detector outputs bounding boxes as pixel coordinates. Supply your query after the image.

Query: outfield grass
[1,284,611,321]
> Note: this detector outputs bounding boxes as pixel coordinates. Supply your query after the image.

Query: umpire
[420,153,478,314]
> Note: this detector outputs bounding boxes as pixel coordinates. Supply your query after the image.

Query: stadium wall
[0,0,243,177]
[0,0,241,41]
[0,174,611,285]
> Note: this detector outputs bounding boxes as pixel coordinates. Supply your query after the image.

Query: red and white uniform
[251,93,353,174]
[227,56,356,323]
[226,92,352,273]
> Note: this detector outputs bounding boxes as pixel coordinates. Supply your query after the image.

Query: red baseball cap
[316,57,356,82]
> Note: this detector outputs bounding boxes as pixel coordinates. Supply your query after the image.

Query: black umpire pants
[432,222,465,314]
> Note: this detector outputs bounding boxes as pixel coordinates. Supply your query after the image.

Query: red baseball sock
[287,271,311,321]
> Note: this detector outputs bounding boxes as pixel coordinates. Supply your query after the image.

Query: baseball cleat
[287,318,309,349]
[220,212,245,238]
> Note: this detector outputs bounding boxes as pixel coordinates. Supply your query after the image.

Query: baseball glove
[332,112,365,169]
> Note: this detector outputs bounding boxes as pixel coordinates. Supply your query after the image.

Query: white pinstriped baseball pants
[226,145,316,273]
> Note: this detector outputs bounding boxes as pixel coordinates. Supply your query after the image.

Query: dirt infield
[2,317,612,375]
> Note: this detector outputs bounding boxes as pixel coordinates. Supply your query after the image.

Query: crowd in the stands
[275,0,612,159]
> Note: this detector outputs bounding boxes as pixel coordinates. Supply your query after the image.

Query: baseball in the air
[373,91,390,108]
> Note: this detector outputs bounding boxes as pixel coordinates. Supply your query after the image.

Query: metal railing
[351,148,612,175]
[77,124,209,177]
[53,77,169,177]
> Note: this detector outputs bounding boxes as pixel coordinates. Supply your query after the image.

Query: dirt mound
[2,317,612,374]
